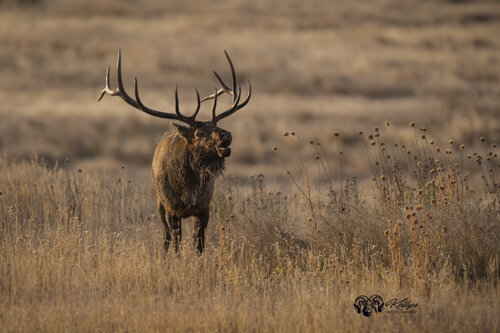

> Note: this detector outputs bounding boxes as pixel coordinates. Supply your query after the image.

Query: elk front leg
[168,213,182,252]
[193,209,209,254]
[158,200,171,253]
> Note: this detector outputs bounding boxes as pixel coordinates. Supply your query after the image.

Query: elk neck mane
[167,130,225,182]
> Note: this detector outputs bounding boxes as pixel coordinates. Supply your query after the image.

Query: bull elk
[98,49,251,253]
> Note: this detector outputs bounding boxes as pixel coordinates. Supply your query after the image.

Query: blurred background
[0,0,499,183]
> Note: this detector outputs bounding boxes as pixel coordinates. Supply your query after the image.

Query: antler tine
[213,85,242,122]
[213,81,251,123]
[198,71,231,102]
[198,51,251,123]
[190,89,201,121]
[115,48,140,109]
[199,86,229,102]
[97,66,114,101]
[98,48,195,124]
[211,88,218,122]
[225,50,238,104]
[199,50,238,102]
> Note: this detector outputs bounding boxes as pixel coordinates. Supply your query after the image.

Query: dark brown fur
[153,121,231,253]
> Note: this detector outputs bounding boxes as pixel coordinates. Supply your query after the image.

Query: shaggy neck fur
[165,133,226,208]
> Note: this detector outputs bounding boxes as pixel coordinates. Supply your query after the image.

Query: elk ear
[172,123,193,143]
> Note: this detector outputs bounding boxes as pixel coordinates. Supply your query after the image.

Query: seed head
[429,140,434,145]
[309,140,314,145]
[480,137,486,142]
[290,131,295,136]
[420,127,427,132]
[272,146,278,151]
[358,131,364,135]
[460,144,465,150]
[283,131,289,137]
[374,127,379,132]
[449,139,454,145]
[384,230,390,236]
[385,121,390,127]
[436,147,440,153]
[334,132,339,137]
[315,155,320,160]
[492,143,497,148]
[307,217,313,222]
[78,169,82,173]
[227,195,232,201]
[409,121,415,128]
[442,227,447,234]
[380,175,386,181]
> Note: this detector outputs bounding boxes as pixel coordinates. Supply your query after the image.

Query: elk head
[97,49,251,161]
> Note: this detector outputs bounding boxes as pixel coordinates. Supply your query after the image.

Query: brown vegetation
[1,0,500,331]
[0,124,498,331]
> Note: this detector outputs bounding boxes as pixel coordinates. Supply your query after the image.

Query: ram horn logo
[353,295,385,317]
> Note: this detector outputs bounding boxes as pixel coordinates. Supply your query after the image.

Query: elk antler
[200,51,251,123]
[98,49,249,125]
[97,48,205,126]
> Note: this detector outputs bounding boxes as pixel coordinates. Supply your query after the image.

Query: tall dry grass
[1,123,498,332]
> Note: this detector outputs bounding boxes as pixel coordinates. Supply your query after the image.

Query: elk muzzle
[216,131,232,158]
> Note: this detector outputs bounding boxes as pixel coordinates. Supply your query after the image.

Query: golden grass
[1,123,499,332]
[1,0,500,331]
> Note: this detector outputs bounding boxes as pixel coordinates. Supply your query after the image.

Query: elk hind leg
[158,200,171,253]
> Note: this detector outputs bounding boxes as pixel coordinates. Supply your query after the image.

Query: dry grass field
[1,0,499,331]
